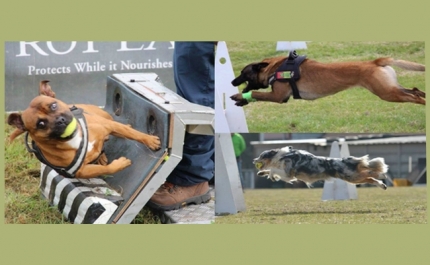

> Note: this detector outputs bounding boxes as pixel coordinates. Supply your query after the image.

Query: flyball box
[40,73,214,224]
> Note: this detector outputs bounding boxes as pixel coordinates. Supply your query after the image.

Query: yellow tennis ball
[164,155,170,161]
[255,162,263,170]
[61,118,77,138]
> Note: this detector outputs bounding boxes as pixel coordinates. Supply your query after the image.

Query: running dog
[253,146,389,189]
[231,53,425,106]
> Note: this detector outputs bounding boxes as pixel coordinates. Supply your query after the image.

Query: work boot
[147,181,211,211]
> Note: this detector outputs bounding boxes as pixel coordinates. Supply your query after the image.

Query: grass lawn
[215,186,427,224]
[225,41,425,133]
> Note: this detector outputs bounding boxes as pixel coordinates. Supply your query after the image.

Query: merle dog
[254,146,388,189]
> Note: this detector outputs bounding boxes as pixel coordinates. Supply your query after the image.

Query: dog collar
[269,50,306,100]
[25,106,89,178]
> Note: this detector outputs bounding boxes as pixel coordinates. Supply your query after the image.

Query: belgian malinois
[230,55,425,106]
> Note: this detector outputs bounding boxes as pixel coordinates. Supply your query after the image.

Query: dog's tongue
[60,118,77,138]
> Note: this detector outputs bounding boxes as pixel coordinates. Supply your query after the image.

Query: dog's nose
[55,116,67,126]
[231,77,241,86]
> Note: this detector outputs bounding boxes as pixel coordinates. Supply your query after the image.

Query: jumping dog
[231,53,425,106]
[253,146,389,189]
[8,81,161,179]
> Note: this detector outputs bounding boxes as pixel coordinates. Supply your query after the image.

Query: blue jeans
[166,42,215,186]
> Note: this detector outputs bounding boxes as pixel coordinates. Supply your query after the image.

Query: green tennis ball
[255,162,263,170]
[164,155,170,161]
[61,118,77,138]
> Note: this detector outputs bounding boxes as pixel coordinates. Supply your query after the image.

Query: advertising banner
[5,41,175,111]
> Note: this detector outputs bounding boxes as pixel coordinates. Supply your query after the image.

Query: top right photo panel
[218,41,425,133]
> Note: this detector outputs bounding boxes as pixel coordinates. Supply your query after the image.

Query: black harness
[268,50,307,100]
[25,106,89,178]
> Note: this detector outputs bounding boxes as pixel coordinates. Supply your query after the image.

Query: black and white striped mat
[39,164,124,224]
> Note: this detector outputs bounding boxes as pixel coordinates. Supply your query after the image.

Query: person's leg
[237,157,244,188]
[147,42,215,211]
[166,132,214,186]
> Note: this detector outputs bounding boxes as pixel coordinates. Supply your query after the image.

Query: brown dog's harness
[25,106,89,178]
[269,50,307,100]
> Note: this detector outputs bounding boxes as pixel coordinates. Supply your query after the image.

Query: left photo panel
[4,41,216,224]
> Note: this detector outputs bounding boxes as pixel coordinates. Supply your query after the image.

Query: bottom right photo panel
[215,133,426,224]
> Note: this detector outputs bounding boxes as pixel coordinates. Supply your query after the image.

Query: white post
[212,42,247,215]
[276,41,307,51]
[321,141,358,201]
[215,133,246,215]
[215,41,248,133]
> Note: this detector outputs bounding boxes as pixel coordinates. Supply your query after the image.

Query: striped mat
[39,164,123,224]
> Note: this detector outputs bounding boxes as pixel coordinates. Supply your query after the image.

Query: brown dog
[230,54,426,106]
[7,81,161,179]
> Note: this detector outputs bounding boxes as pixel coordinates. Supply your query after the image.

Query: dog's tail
[368,157,389,178]
[374,57,425,71]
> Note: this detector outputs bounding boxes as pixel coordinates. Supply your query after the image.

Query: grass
[4,117,161,224]
[215,186,427,224]
[225,41,426,133]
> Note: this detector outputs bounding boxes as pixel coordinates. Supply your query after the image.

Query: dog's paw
[412,87,425,98]
[235,99,249,106]
[257,170,269,177]
[146,135,161,150]
[110,157,132,171]
[230,94,249,106]
[230,93,242,101]
[269,174,282,182]
[230,94,249,107]
[97,153,109,165]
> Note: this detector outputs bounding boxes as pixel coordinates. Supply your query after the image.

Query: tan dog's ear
[252,62,269,72]
[39,80,56,98]
[7,113,27,141]
[9,128,26,141]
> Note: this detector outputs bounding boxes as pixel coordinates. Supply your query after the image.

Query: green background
[1,0,428,264]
